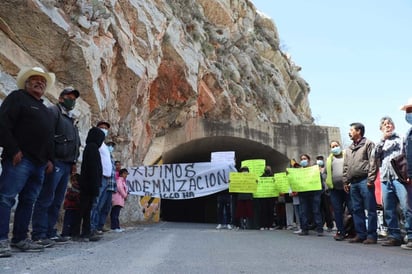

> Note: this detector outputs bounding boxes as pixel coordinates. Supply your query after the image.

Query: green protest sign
[274,172,290,194]
[241,159,266,176]
[253,176,278,198]
[229,172,258,193]
[286,165,322,192]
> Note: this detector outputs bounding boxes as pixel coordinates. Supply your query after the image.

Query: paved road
[2,222,412,274]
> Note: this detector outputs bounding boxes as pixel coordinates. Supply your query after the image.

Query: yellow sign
[286,166,322,192]
[241,159,266,176]
[274,172,290,194]
[229,172,258,193]
[253,176,278,198]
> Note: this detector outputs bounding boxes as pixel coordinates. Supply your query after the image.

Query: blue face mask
[300,160,308,167]
[100,128,109,137]
[331,146,342,156]
[316,160,324,166]
[107,146,114,153]
[406,113,412,125]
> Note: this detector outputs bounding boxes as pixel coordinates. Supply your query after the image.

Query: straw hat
[16,67,55,93]
[400,98,412,111]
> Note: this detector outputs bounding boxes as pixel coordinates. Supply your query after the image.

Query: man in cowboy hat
[0,67,55,257]
[400,98,412,250]
[31,87,81,246]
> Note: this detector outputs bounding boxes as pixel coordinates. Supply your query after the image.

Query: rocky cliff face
[0,0,313,166]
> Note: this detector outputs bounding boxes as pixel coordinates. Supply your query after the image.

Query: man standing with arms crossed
[31,87,81,246]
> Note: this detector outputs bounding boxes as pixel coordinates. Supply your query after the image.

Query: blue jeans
[381,179,412,240]
[217,194,232,225]
[110,205,121,229]
[350,179,377,240]
[299,190,323,232]
[0,158,46,242]
[32,161,72,239]
[91,177,113,231]
[330,188,351,234]
[61,209,81,237]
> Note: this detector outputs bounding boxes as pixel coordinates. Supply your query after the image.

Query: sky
[251,0,412,146]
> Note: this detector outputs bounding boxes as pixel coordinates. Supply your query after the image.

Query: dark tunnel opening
[160,136,289,224]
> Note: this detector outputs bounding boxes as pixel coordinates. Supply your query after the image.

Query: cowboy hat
[16,67,55,93]
[400,98,412,111]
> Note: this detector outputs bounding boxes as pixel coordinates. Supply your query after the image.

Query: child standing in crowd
[61,174,81,238]
[111,168,129,232]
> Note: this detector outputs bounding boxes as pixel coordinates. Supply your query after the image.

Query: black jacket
[0,89,54,165]
[79,127,105,196]
[50,104,80,163]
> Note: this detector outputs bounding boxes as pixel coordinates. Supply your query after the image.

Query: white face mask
[331,146,342,155]
[100,128,108,137]
[107,146,114,153]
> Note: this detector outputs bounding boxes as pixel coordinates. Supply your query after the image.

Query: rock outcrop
[0,0,313,168]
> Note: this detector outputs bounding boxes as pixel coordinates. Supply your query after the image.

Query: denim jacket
[406,128,412,179]
[374,133,403,182]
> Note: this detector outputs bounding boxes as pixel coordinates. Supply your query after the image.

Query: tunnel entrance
[159,136,289,223]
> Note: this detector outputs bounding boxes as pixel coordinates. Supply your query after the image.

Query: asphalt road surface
[2,222,412,274]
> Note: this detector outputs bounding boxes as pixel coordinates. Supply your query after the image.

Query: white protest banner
[211,151,236,166]
[126,162,237,199]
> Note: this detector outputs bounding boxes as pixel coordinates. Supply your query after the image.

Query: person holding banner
[216,188,233,230]
[316,155,334,233]
[257,166,275,230]
[297,154,324,236]
[326,140,351,241]
[343,122,378,244]
[235,167,254,229]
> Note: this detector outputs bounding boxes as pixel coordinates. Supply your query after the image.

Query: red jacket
[64,187,80,210]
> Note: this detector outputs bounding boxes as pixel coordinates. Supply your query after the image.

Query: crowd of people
[0,67,128,258]
[216,111,412,252]
[1,66,412,259]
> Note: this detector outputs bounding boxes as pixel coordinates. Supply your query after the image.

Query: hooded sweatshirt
[79,127,105,196]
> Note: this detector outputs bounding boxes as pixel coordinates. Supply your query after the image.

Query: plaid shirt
[106,159,117,192]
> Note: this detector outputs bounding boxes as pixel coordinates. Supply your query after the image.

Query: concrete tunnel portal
[159,136,290,224]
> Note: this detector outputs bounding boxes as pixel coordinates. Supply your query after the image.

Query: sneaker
[102,227,111,233]
[298,230,309,236]
[381,238,402,246]
[50,235,70,243]
[88,233,102,242]
[0,240,11,258]
[334,232,345,241]
[293,229,302,234]
[259,227,265,231]
[348,236,365,243]
[401,241,412,250]
[227,224,233,230]
[216,224,223,230]
[363,238,377,244]
[113,228,124,233]
[10,239,44,252]
[95,230,104,235]
[34,238,55,248]
[268,227,274,231]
